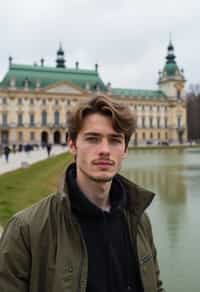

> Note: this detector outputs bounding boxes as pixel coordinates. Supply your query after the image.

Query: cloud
[0,0,200,90]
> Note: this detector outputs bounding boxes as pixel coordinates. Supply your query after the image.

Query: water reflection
[122,156,187,249]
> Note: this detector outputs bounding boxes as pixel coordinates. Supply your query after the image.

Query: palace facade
[0,42,187,146]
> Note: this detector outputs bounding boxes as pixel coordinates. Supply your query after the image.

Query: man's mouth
[93,160,114,166]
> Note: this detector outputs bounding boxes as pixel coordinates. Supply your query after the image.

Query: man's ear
[67,138,77,155]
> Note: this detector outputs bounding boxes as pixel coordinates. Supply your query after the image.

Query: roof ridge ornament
[56,43,66,68]
[9,56,13,68]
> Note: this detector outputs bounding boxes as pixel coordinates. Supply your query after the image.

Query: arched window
[41,110,47,126]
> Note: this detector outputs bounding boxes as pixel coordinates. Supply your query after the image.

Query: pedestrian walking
[4,145,10,163]
[46,144,52,157]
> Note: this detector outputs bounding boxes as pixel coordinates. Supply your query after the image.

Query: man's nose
[99,139,110,154]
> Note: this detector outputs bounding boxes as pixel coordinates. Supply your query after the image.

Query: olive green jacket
[0,172,164,292]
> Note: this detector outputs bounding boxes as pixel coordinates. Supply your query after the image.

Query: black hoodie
[67,164,143,292]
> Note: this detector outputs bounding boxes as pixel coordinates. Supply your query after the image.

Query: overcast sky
[0,0,200,90]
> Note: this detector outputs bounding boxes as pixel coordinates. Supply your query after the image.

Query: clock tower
[158,40,186,100]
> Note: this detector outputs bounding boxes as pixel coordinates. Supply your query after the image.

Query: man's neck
[76,172,112,211]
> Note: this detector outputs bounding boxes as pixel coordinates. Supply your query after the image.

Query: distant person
[12,144,16,153]
[4,145,10,163]
[46,143,52,157]
[0,96,164,292]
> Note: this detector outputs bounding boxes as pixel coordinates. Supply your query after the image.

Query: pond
[121,147,200,292]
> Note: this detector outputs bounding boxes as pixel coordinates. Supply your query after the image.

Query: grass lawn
[0,152,72,226]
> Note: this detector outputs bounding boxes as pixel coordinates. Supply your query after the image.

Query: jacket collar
[58,163,155,219]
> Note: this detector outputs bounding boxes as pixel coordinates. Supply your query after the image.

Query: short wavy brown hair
[67,95,135,149]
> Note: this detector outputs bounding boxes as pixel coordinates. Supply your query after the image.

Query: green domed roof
[163,62,178,76]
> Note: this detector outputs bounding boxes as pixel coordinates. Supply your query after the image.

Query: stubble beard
[79,166,114,183]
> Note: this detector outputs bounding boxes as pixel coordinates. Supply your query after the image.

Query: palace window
[18,98,23,105]
[2,112,8,126]
[54,111,60,125]
[30,98,34,105]
[177,116,181,128]
[30,113,35,126]
[42,99,46,105]
[18,131,23,141]
[164,117,168,128]
[177,90,181,100]
[66,111,71,126]
[2,97,7,105]
[142,116,145,128]
[41,110,47,126]
[149,116,153,128]
[157,117,160,128]
[17,113,23,126]
[30,132,35,141]
[134,116,137,128]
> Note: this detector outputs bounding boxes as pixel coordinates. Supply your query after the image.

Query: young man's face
[68,113,128,183]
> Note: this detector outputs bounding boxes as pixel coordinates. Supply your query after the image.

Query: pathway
[0,145,68,175]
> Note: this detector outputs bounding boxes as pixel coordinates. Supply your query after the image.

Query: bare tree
[186,83,200,142]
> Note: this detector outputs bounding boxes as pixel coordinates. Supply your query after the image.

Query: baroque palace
[0,41,187,146]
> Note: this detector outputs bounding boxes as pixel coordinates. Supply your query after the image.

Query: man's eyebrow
[110,133,124,138]
[83,132,124,138]
[83,132,101,136]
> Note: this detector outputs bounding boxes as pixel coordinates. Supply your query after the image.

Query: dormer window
[36,80,40,89]
[10,77,16,88]
[23,78,30,90]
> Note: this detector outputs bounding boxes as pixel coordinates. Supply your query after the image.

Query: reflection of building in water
[123,167,186,204]
[0,41,187,146]
[122,165,187,249]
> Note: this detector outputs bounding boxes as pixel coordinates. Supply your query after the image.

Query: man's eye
[86,137,98,143]
[110,138,122,144]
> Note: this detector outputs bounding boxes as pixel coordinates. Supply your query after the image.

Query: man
[0,96,164,292]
